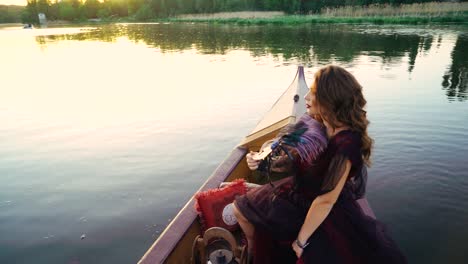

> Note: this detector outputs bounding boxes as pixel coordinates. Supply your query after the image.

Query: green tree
[48,0,59,20]
[134,3,154,20]
[84,0,100,18]
[106,0,129,17]
[0,5,25,23]
[128,0,144,15]
[36,0,50,17]
[282,0,301,13]
[263,0,281,11]
[22,0,39,23]
[58,0,79,20]
[97,7,110,18]
[150,0,167,16]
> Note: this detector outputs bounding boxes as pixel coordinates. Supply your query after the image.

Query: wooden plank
[240,117,293,147]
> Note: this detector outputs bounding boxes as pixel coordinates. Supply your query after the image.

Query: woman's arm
[292,159,352,258]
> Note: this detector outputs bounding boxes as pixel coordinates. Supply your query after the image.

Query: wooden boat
[138,66,376,264]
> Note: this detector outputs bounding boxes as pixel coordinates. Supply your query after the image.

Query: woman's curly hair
[313,65,373,166]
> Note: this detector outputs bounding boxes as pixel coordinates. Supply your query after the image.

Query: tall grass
[170,2,468,25]
[177,11,284,20]
[321,2,468,17]
[168,15,467,25]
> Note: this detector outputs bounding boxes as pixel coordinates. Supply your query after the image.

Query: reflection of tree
[35,24,468,101]
[39,24,427,67]
[442,35,468,101]
[408,35,433,73]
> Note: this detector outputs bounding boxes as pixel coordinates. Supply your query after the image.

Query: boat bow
[241,66,309,147]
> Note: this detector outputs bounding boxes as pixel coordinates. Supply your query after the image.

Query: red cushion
[195,179,247,231]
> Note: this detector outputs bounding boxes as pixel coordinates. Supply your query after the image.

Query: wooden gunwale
[138,147,247,264]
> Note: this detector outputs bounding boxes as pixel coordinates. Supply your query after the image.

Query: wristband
[295,239,310,249]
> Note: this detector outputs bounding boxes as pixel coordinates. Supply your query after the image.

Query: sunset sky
[0,0,27,5]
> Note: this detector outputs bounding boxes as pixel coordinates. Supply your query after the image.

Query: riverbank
[165,2,468,25]
[165,14,467,25]
[13,2,468,26]
[12,13,467,27]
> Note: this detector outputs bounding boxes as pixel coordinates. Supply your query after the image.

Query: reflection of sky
[0,25,467,264]
[1,28,303,162]
[0,27,307,264]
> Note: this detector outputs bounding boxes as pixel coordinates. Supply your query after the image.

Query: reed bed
[177,11,284,20]
[321,2,468,17]
[170,2,467,25]
[169,15,466,25]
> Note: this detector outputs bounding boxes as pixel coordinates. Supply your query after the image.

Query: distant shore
[47,12,468,26]
[166,3,468,25]
[4,13,466,27]
[165,13,468,25]
[5,2,468,26]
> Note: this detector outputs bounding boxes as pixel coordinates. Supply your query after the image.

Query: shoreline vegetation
[0,5,24,23]
[178,3,466,25]
[170,2,468,25]
[3,2,468,26]
[167,14,468,25]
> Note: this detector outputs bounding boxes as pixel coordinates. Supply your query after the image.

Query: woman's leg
[232,202,255,255]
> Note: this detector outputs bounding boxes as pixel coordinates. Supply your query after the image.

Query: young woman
[233,65,407,264]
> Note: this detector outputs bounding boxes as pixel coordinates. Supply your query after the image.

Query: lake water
[0,23,467,264]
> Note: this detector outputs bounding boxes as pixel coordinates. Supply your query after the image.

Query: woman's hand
[246,151,261,170]
[292,240,304,258]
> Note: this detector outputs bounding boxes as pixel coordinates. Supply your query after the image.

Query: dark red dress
[235,130,407,264]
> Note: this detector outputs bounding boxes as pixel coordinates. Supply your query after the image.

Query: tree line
[21,0,461,23]
[0,5,24,23]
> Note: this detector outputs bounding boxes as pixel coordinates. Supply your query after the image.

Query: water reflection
[442,34,468,101]
[34,23,467,102]
[408,34,433,73]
